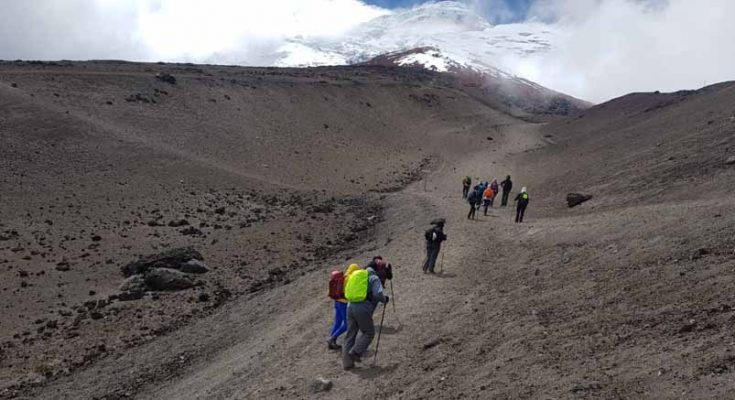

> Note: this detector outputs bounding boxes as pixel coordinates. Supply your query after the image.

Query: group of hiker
[327,256,392,370]
[462,175,529,223]
[323,175,530,371]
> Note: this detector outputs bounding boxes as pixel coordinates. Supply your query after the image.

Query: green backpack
[344,269,369,302]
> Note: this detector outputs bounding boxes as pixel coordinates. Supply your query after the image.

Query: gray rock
[144,268,194,291]
[567,193,592,208]
[121,247,203,276]
[119,275,147,293]
[310,377,333,393]
[180,259,209,274]
[726,156,735,165]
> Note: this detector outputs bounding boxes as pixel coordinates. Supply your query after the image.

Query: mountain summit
[265,1,589,116]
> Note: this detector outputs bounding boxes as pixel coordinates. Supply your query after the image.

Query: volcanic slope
[3,59,735,400]
[0,60,522,396]
[134,82,735,400]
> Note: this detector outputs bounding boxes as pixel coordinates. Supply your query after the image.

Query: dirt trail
[131,123,545,399]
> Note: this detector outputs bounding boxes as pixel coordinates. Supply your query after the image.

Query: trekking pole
[440,248,445,274]
[390,279,401,326]
[373,303,387,366]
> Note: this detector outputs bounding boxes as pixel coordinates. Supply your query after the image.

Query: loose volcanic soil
[1,61,735,399]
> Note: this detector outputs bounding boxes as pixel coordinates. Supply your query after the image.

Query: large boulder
[144,268,194,291]
[119,275,147,293]
[180,259,209,274]
[567,193,592,208]
[121,247,203,277]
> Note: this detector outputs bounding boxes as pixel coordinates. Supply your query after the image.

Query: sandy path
[132,122,544,399]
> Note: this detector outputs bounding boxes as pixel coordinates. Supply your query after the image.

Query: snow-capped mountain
[271,1,556,70]
[254,1,590,115]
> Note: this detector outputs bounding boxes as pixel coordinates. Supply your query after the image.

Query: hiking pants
[516,204,527,223]
[422,245,441,273]
[501,190,510,206]
[483,199,491,215]
[342,303,375,368]
[329,301,347,340]
[468,202,477,219]
[462,185,470,198]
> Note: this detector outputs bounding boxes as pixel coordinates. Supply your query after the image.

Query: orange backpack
[328,271,345,300]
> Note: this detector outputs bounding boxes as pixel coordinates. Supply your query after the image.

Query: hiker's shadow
[350,363,399,379]
[434,272,457,278]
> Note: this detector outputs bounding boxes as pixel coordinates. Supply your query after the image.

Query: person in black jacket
[514,186,530,223]
[500,175,513,206]
[467,188,479,220]
[422,220,447,274]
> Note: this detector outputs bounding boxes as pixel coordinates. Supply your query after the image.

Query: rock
[691,248,711,260]
[168,219,190,227]
[679,320,697,333]
[181,227,203,236]
[90,311,104,320]
[180,259,209,274]
[55,262,71,272]
[214,207,226,215]
[119,275,147,293]
[566,193,592,208]
[121,247,203,276]
[726,156,735,165]
[118,291,144,301]
[310,377,333,393]
[155,72,177,85]
[91,235,102,242]
[144,268,194,291]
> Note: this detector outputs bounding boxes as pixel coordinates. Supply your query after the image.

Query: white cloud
[0,0,388,64]
[501,0,735,102]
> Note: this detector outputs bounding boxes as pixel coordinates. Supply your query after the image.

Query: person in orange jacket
[482,185,495,216]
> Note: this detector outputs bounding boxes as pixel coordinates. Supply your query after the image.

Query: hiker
[467,187,479,220]
[342,264,389,370]
[482,184,494,216]
[462,176,471,198]
[366,256,393,285]
[501,175,513,207]
[473,183,485,210]
[422,219,447,273]
[489,178,499,207]
[514,186,530,223]
[327,263,360,350]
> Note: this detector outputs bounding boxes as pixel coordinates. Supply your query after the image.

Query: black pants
[462,186,470,198]
[501,190,510,206]
[468,202,477,219]
[482,199,491,215]
[422,245,441,273]
[515,204,527,223]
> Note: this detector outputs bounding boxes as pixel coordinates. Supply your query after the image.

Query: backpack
[373,259,388,285]
[328,271,345,300]
[522,192,529,201]
[424,228,434,241]
[344,269,369,302]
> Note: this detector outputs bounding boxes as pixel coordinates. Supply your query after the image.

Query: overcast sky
[1,0,733,102]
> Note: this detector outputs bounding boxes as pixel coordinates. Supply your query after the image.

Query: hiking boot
[327,338,341,350]
[349,351,362,363]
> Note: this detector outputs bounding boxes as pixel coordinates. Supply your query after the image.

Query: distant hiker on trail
[482,185,494,216]
[501,175,513,207]
[327,263,360,350]
[514,186,530,223]
[490,178,499,207]
[473,183,485,210]
[423,219,447,273]
[467,188,479,220]
[342,264,389,370]
[462,176,471,199]
[366,256,393,286]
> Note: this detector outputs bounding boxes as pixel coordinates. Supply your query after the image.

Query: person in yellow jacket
[327,264,361,350]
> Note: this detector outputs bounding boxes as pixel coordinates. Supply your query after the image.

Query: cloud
[0,0,388,64]
[499,0,735,102]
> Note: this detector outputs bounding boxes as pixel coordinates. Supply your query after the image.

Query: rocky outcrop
[566,193,592,208]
